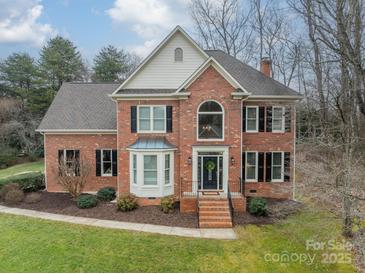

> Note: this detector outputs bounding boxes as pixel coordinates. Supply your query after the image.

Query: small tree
[54,156,91,198]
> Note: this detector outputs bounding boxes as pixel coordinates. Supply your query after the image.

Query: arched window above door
[197,101,224,140]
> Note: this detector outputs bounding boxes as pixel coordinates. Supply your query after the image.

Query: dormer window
[174,48,183,62]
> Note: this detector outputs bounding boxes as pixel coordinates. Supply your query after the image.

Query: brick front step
[199,221,233,228]
[198,196,232,228]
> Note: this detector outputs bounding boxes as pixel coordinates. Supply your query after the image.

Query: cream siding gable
[124,31,207,89]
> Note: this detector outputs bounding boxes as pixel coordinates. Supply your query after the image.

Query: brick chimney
[260,57,272,77]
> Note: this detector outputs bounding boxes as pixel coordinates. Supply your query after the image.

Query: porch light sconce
[187,156,192,165]
[230,156,235,166]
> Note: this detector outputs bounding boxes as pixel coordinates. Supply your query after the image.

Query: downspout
[240,97,249,194]
[293,105,297,201]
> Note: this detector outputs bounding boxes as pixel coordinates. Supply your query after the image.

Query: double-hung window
[101,149,112,176]
[272,152,284,181]
[138,106,166,132]
[143,155,158,185]
[245,152,258,181]
[246,106,258,132]
[165,154,170,185]
[59,149,80,176]
[272,106,285,132]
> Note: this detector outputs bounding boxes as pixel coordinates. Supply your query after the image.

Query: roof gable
[113,26,208,93]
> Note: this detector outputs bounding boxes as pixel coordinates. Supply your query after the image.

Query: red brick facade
[44,65,296,209]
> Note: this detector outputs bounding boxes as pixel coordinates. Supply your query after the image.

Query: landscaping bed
[1,191,303,228]
[2,191,198,228]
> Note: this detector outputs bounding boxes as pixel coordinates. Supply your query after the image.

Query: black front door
[202,156,218,190]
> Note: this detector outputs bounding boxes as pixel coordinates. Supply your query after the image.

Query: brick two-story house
[37,26,302,228]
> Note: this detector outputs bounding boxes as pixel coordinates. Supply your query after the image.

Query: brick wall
[44,134,117,192]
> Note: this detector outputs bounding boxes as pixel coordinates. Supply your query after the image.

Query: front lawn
[0,160,44,180]
[0,207,356,272]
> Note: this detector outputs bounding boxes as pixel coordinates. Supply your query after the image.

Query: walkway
[0,205,236,240]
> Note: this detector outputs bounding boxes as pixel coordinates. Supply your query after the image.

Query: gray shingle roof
[205,50,300,96]
[128,137,176,150]
[37,83,119,131]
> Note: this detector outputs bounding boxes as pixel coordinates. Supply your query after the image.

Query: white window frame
[129,151,174,188]
[174,48,183,62]
[246,106,259,133]
[245,151,258,182]
[272,106,285,133]
[197,100,225,141]
[137,105,166,133]
[143,154,158,186]
[132,154,137,184]
[271,151,284,182]
[100,149,113,177]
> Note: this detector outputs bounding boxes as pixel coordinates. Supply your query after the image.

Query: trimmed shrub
[0,183,20,200]
[24,192,42,204]
[248,197,268,216]
[117,194,138,212]
[0,172,45,192]
[160,195,175,213]
[4,189,24,204]
[97,187,116,202]
[77,194,98,209]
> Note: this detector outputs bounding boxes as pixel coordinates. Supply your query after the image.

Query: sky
[0,0,193,62]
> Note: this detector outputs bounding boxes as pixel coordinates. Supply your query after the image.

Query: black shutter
[166,106,173,132]
[96,150,101,176]
[242,152,246,181]
[284,152,290,182]
[242,106,246,132]
[112,150,118,176]
[266,152,272,182]
[266,107,272,132]
[258,152,264,182]
[131,106,137,133]
[259,107,265,132]
[285,107,291,132]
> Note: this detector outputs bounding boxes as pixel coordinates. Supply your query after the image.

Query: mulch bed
[233,198,303,226]
[2,191,303,228]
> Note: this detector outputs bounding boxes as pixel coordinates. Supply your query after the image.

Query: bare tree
[189,0,254,61]
[54,156,91,198]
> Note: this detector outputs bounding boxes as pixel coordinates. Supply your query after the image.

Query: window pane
[273,166,282,180]
[144,155,157,169]
[247,120,257,131]
[247,153,256,165]
[133,155,137,184]
[273,107,283,118]
[153,107,165,119]
[273,119,282,131]
[165,170,170,184]
[247,167,256,180]
[66,150,75,161]
[273,153,282,165]
[103,150,111,161]
[139,107,150,119]
[153,119,165,131]
[165,154,170,169]
[139,119,150,130]
[199,101,222,112]
[247,108,257,119]
[144,171,157,185]
[103,162,112,175]
[198,114,223,139]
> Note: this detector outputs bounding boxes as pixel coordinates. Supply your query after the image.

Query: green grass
[0,207,356,272]
[0,160,44,180]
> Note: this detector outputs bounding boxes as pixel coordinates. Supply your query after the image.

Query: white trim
[293,105,297,200]
[126,148,177,152]
[100,149,113,177]
[137,105,166,133]
[271,151,284,182]
[272,106,285,133]
[44,134,47,191]
[39,129,117,134]
[246,106,259,133]
[247,95,303,101]
[111,92,191,99]
[192,146,229,193]
[196,100,224,142]
[116,101,120,198]
[176,57,250,94]
[111,26,209,95]
[245,151,258,182]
